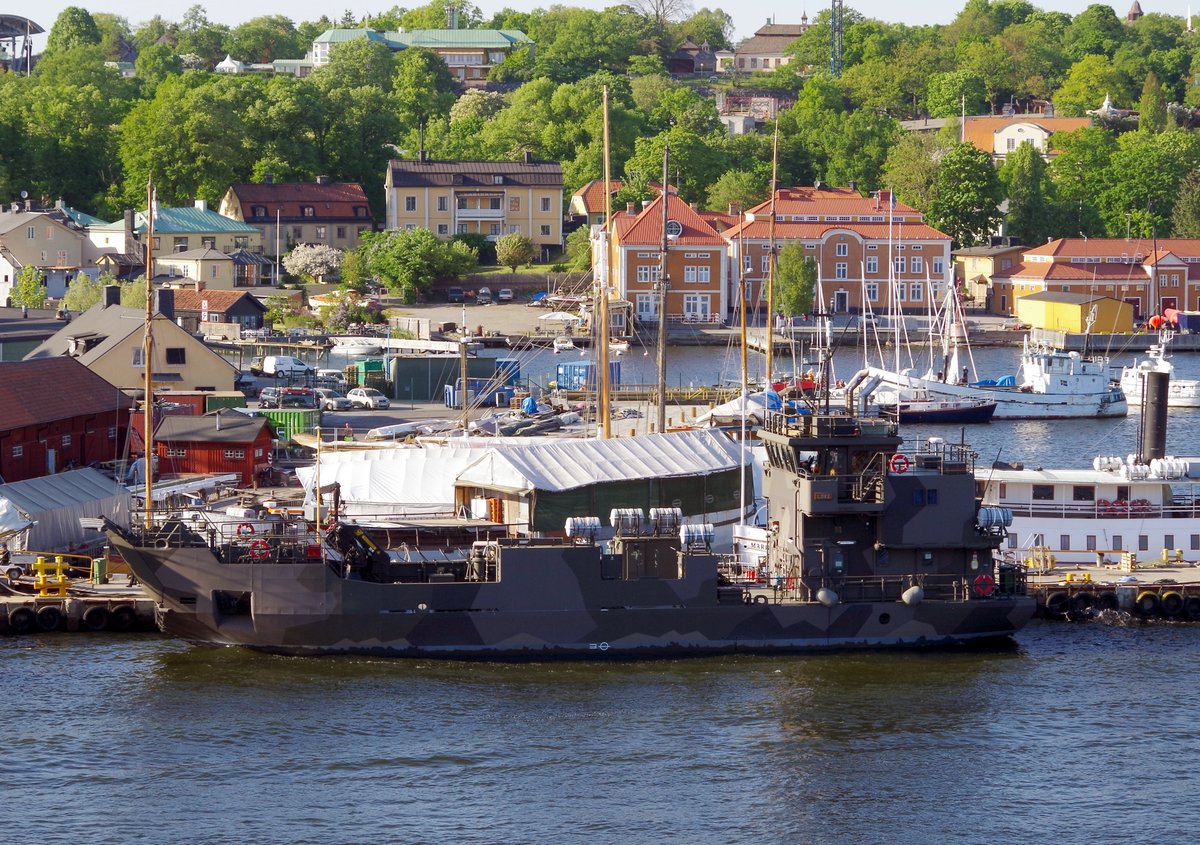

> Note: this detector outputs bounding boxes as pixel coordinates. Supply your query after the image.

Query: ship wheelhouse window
[1007,535,1018,549]
[1112,535,1123,550]
[1086,535,1096,551]
[1060,534,1070,550]
[1139,535,1149,551]
[1032,484,1054,501]
[1165,534,1175,550]
[1117,486,1130,501]
[1072,485,1094,501]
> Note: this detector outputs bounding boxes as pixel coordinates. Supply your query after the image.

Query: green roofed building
[310,27,531,83]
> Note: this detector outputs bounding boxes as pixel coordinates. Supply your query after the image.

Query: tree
[283,244,344,282]
[1171,171,1200,236]
[120,277,147,309]
[11,266,46,308]
[563,225,592,271]
[1054,54,1132,117]
[1064,4,1126,61]
[44,7,101,55]
[1098,129,1200,237]
[775,243,816,317]
[672,8,734,51]
[1048,126,1116,237]
[356,228,477,301]
[883,131,950,213]
[925,70,987,119]
[495,233,535,272]
[999,142,1052,246]
[401,1,483,30]
[705,169,767,212]
[227,15,305,64]
[449,89,505,124]
[62,273,111,312]
[1138,71,1168,134]
[927,143,1003,247]
[393,47,457,151]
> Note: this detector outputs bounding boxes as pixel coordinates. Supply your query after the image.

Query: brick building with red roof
[604,193,728,324]
[988,237,1200,317]
[0,358,127,483]
[219,177,374,259]
[722,185,953,317]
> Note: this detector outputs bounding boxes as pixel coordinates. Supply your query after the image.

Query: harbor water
[6,621,1198,843]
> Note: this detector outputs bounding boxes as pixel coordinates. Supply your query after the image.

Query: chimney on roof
[849,180,858,193]
[262,173,273,184]
[194,199,208,212]
[523,151,533,164]
[316,175,330,185]
[814,180,825,191]
[154,287,175,322]
[55,198,65,210]
[418,150,428,163]
[626,202,636,214]
[124,209,134,241]
[103,284,121,308]
[729,202,742,215]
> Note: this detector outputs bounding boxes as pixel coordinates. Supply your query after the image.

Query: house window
[210,265,220,279]
[131,348,144,367]
[165,447,186,458]
[202,237,215,249]
[437,196,448,212]
[11,444,21,459]
[509,197,520,211]
[62,434,71,448]
[541,197,552,212]
[354,207,368,217]
[108,426,116,440]
[1086,535,1096,551]
[1060,534,1070,549]
[761,255,770,273]
[1139,534,1149,551]
[234,237,248,248]
[166,348,186,365]
[174,237,188,253]
[835,263,848,279]
[540,225,551,236]
[404,196,416,212]
[1165,534,1174,550]
[493,175,504,185]
[252,206,266,217]
[437,224,449,235]
[457,223,468,234]
[897,284,907,301]
[665,220,683,237]
[835,243,848,257]
[911,256,923,274]
[866,257,878,274]
[636,265,662,283]
[315,226,327,239]
[932,258,944,274]
[336,227,346,239]
[684,265,710,283]
[488,223,500,235]
[909,282,922,301]
[223,449,245,459]
[894,256,907,273]
[302,206,315,217]
[507,224,519,234]
[866,282,879,300]
[26,226,35,239]
[291,227,302,240]
[489,198,501,210]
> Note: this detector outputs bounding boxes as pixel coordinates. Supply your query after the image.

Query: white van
[250,355,313,377]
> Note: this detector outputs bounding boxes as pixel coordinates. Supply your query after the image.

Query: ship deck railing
[999,500,1196,519]
[786,568,1027,603]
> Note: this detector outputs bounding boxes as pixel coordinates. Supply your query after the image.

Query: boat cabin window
[1139,535,1149,551]
[1165,534,1175,550]
[997,483,1006,499]
[1117,486,1130,501]
[1086,535,1096,551]
[1007,535,1018,549]
[1192,535,1199,551]
[1032,484,1054,501]
[1060,534,1070,550]
[1072,486,1094,501]
[1112,535,1123,551]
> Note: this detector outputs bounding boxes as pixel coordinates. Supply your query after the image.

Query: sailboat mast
[765,119,779,385]
[656,145,669,432]
[598,86,612,439]
[143,176,155,530]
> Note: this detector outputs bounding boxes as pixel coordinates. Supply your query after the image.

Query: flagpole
[143,176,156,530]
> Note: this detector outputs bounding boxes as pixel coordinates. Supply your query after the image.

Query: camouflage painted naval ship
[93,411,1034,657]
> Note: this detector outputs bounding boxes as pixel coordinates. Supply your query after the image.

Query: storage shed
[1015,291,1133,333]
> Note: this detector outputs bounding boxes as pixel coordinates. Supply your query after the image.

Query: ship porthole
[878,612,892,625]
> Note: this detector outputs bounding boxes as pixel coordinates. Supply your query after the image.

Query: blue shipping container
[555,361,621,391]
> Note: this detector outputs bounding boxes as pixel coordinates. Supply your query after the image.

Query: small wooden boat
[552,336,577,353]
[878,395,997,424]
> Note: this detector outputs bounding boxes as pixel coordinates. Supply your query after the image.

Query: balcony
[455,207,505,221]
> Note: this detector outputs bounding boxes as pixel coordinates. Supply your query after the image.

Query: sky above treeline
[22,0,1148,45]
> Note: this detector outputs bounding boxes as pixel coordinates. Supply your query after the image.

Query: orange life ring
[248,539,271,560]
[889,453,910,474]
[1096,499,1111,512]
[237,522,255,537]
[1111,499,1130,516]
[973,573,995,596]
[1131,498,1152,515]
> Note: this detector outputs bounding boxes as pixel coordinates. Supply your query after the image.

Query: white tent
[0,468,130,552]
[537,311,584,324]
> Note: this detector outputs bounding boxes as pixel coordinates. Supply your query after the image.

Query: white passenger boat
[329,337,384,356]
[552,336,577,353]
[1118,329,1200,407]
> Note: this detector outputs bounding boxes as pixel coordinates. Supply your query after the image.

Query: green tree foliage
[12,266,47,308]
[393,47,458,150]
[775,243,816,317]
[175,5,231,69]
[1047,126,1116,237]
[312,38,395,92]
[356,228,477,301]
[883,132,950,213]
[1053,54,1132,117]
[495,233,535,272]
[563,225,592,271]
[1064,4,1125,60]
[1138,71,1168,134]
[1170,171,1200,237]
[62,273,109,312]
[927,143,1003,246]
[925,70,987,119]
[92,13,133,61]
[449,89,506,123]
[671,8,733,51]
[624,127,729,204]
[401,1,483,30]
[283,244,344,281]
[135,43,185,97]
[44,7,102,55]
[998,142,1053,246]
[227,16,306,63]
[531,7,648,83]
[705,170,768,212]
[120,277,147,309]
[488,45,534,83]
[1098,130,1200,238]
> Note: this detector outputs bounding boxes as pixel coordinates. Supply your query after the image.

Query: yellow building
[384,156,563,258]
[1015,291,1133,334]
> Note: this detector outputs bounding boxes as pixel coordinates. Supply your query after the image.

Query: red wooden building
[153,409,273,485]
[0,358,128,483]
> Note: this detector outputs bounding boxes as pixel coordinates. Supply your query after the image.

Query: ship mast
[142,176,155,530]
[656,145,669,433]
[598,86,612,438]
[765,118,779,386]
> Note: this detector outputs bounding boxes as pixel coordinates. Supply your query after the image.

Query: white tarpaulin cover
[453,429,745,494]
[0,468,130,551]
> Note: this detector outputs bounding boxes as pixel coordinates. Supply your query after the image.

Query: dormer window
[665,220,683,238]
[493,175,504,185]
[301,206,315,217]
[252,206,267,217]
[354,206,368,217]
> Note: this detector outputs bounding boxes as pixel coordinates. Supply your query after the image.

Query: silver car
[346,387,390,410]
[313,388,352,412]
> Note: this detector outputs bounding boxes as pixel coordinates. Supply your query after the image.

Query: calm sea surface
[20,339,1198,842]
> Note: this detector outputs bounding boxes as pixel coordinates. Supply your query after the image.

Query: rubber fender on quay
[36,605,63,632]
[1135,590,1161,617]
[1160,591,1185,617]
[1070,591,1095,615]
[1044,591,1071,616]
[1184,595,1200,621]
[109,604,136,631]
[82,605,109,632]
[1096,591,1120,612]
[7,606,34,634]
[753,594,769,605]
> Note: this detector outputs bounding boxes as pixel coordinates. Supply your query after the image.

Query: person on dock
[342,423,353,441]
[0,543,10,571]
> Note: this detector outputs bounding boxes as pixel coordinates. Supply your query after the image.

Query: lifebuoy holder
[248,539,271,560]
[889,453,910,474]
[237,522,256,537]
[973,573,995,596]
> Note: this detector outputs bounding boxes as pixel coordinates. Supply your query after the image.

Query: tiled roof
[993,261,1149,282]
[961,117,1091,153]
[723,187,925,238]
[156,409,268,444]
[0,357,126,432]
[1019,290,1112,305]
[171,289,263,313]
[1023,237,1200,260]
[93,207,259,235]
[571,179,669,215]
[158,248,230,261]
[227,181,371,222]
[314,27,530,50]
[388,158,563,189]
[724,221,949,242]
[615,194,725,247]
[737,24,805,55]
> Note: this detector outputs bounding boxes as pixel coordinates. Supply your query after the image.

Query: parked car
[446,286,465,303]
[477,286,492,304]
[347,387,390,410]
[313,388,352,412]
[260,387,319,409]
[249,355,313,377]
[497,288,514,302]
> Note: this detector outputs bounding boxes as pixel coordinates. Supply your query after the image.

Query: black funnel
[1138,370,1169,464]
